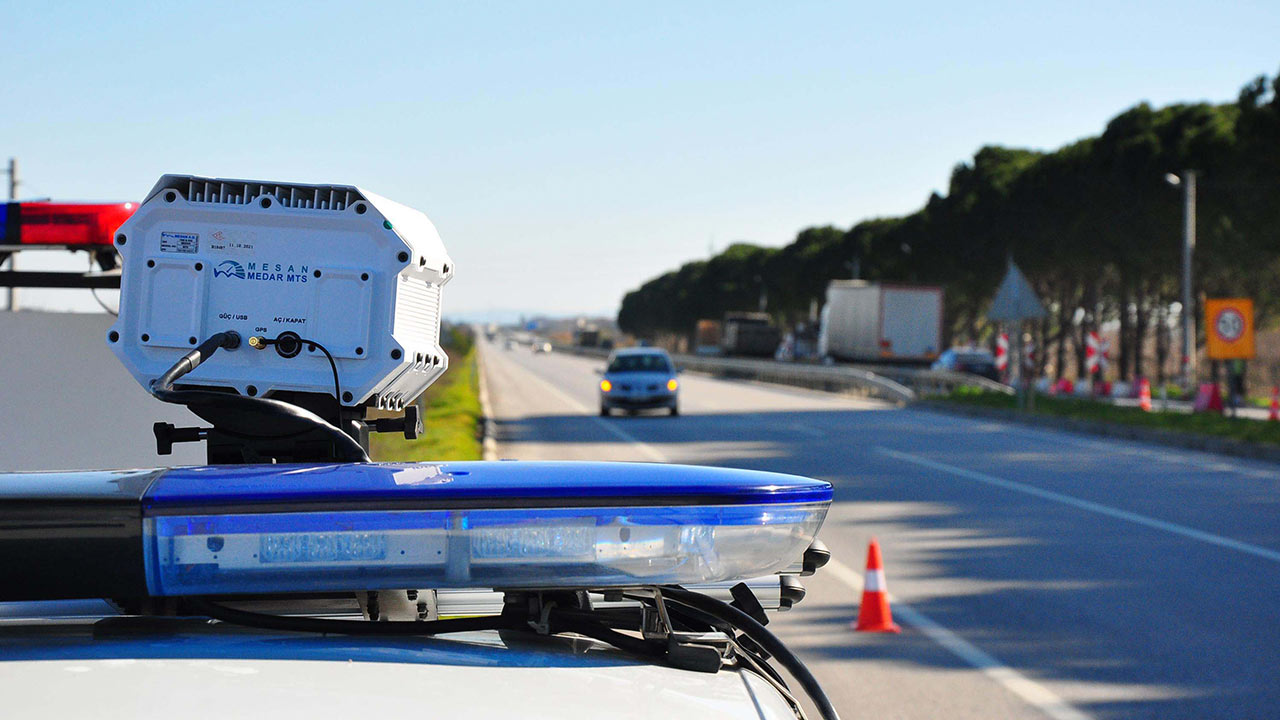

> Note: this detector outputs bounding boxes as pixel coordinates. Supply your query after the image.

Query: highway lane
[479,337,1280,720]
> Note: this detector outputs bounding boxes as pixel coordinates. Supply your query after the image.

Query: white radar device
[109,174,453,412]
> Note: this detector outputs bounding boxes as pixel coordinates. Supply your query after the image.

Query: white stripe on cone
[864,568,887,593]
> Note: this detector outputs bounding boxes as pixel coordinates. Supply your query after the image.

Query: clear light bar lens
[143,503,828,596]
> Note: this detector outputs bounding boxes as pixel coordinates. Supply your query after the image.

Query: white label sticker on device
[160,231,199,254]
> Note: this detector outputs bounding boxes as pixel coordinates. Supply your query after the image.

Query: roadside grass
[370,343,482,462]
[939,386,1280,447]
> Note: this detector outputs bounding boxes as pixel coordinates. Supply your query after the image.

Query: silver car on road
[598,347,680,416]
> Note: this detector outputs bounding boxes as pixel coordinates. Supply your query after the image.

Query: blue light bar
[140,462,831,596]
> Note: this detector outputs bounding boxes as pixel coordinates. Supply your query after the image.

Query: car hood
[0,623,791,719]
[1,658,793,719]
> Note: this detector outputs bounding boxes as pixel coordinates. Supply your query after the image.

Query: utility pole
[5,157,18,312]
[1166,170,1196,388]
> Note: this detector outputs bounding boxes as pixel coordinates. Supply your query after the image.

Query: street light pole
[1166,170,1196,388]
[1179,170,1196,388]
[5,157,18,312]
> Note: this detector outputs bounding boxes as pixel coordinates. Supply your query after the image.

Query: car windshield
[607,354,672,374]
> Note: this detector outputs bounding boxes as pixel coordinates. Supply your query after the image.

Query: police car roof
[0,601,795,720]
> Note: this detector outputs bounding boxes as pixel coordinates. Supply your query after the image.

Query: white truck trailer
[818,281,944,362]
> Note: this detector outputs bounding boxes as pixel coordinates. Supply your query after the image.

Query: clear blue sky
[5,2,1277,318]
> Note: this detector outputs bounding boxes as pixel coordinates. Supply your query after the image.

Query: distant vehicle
[694,319,722,355]
[575,327,601,347]
[599,347,680,416]
[791,322,820,361]
[720,312,780,357]
[503,338,514,350]
[932,347,1000,381]
[533,340,552,353]
[818,281,943,363]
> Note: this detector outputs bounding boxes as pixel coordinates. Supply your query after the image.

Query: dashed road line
[877,446,1280,564]
[824,557,1092,720]
[486,345,1111,718]
[490,350,667,462]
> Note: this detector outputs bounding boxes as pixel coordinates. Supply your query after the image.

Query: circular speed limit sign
[1215,308,1246,343]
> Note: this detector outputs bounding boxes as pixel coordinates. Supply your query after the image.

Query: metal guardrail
[845,363,1015,396]
[551,345,1012,402]
[674,354,917,403]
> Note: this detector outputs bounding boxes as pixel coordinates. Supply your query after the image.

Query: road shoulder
[917,400,1280,464]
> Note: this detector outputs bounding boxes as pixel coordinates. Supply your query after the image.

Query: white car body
[0,602,794,720]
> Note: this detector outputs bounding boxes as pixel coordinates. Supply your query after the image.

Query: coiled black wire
[189,597,664,656]
[661,586,840,720]
[149,331,369,462]
[249,334,343,428]
[189,590,835,720]
[187,597,506,635]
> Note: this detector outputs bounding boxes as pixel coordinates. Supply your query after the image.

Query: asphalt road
[480,337,1280,720]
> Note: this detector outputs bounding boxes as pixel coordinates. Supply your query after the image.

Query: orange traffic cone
[1270,386,1279,422]
[1138,377,1152,412]
[852,538,901,633]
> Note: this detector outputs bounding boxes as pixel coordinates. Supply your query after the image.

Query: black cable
[150,331,241,391]
[188,590,827,713]
[90,287,119,316]
[152,387,369,462]
[250,335,343,428]
[188,598,665,664]
[187,597,510,636]
[545,611,667,661]
[661,586,841,720]
[660,602,788,688]
[149,332,370,462]
[299,337,342,428]
[87,254,119,316]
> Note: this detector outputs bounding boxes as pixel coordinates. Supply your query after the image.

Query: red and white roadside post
[994,333,1009,382]
[1086,331,1100,392]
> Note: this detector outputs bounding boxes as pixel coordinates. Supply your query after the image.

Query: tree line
[618,69,1280,382]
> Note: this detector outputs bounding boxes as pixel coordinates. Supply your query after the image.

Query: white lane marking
[494,352,668,463]
[493,348,1090,717]
[824,558,1093,720]
[877,446,1280,564]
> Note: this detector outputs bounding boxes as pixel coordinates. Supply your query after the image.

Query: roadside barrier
[552,345,1014,403]
[852,538,900,633]
[1270,386,1279,422]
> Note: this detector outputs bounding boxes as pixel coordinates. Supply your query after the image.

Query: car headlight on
[667,379,678,392]
[600,379,612,392]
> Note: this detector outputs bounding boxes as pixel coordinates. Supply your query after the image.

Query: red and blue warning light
[0,201,137,248]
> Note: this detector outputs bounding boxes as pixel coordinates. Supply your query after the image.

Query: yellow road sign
[1204,298,1255,360]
